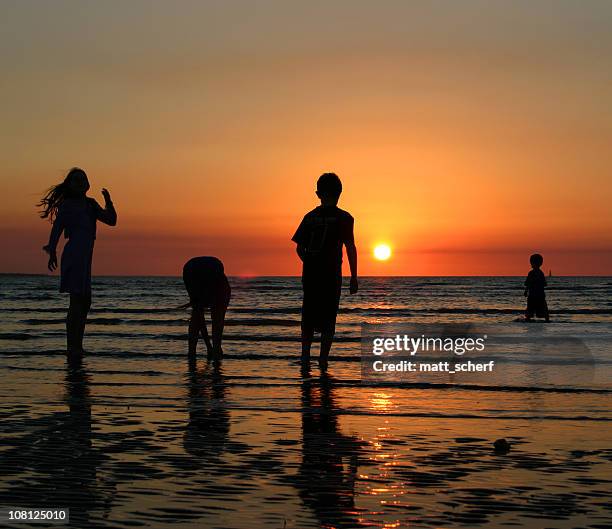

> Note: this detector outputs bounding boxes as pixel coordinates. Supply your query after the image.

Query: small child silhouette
[292,173,358,371]
[524,253,550,322]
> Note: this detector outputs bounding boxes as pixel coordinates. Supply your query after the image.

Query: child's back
[293,204,354,279]
[525,268,546,297]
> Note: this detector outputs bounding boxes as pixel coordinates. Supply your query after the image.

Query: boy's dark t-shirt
[525,269,547,298]
[291,206,354,278]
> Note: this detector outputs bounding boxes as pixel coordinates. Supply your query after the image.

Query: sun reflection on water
[370,392,394,413]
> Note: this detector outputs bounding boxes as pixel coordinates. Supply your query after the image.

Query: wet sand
[1,354,611,528]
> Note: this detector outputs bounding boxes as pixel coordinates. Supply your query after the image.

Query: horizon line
[1,272,610,278]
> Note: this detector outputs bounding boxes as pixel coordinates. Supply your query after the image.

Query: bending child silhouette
[524,253,550,322]
[292,173,358,371]
[39,167,117,356]
[182,256,231,359]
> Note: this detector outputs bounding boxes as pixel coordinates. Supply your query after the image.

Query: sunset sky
[1,0,611,275]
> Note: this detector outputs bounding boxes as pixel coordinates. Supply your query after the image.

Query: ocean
[0,275,611,528]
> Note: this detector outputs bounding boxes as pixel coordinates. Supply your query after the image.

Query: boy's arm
[295,244,307,262]
[524,274,530,297]
[346,241,358,293]
[345,217,358,294]
[292,216,308,262]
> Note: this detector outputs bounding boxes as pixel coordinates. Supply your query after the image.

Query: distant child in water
[524,253,549,322]
[182,256,231,359]
[292,173,358,371]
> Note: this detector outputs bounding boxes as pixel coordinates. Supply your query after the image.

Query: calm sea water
[1,275,612,528]
[1,275,611,397]
[0,274,610,333]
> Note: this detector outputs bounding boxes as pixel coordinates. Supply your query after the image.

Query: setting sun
[374,244,392,261]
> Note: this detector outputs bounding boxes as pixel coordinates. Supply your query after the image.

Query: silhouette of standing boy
[524,253,550,322]
[292,173,358,371]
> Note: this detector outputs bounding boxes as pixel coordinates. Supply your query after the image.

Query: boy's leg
[319,331,334,371]
[318,280,341,370]
[188,308,204,355]
[301,322,314,362]
[300,280,316,363]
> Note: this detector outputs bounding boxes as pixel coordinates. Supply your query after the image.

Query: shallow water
[0,275,611,527]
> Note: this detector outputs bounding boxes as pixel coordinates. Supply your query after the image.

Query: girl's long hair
[38,167,87,222]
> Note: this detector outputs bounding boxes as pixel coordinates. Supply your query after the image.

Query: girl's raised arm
[95,188,117,226]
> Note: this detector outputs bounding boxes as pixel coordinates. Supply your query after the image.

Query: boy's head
[316,172,342,205]
[529,253,544,269]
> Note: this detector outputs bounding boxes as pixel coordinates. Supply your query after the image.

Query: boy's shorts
[526,295,549,319]
[301,272,342,333]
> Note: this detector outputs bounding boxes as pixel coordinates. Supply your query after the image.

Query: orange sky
[1,1,611,275]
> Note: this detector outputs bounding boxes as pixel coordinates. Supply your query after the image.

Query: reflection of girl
[39,168,117,355]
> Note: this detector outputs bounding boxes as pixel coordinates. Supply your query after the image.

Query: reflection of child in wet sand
[182,256,231,358]
[524,253,550,322]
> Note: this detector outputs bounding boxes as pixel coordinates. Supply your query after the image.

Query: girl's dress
[47,197,116,295]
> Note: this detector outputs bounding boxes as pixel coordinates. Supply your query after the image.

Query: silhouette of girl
[39,168,117,356]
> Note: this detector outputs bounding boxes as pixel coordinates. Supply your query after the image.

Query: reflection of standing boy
[524,253,550,322]
[292,173,358,371]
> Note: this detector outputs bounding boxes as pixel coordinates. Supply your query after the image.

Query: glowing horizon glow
[374,244,392,261]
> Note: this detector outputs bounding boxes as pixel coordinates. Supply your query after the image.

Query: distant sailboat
[549,269,552,278]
